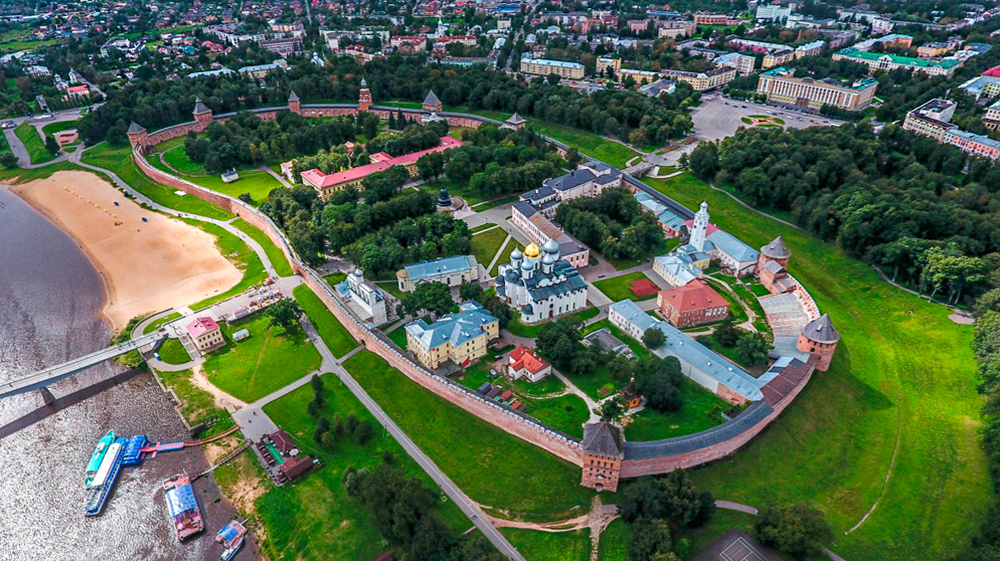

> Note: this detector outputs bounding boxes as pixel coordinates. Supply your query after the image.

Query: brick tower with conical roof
[758,234,792,270]
[358,78,372,112]
[797,313,840,371]
[193,97,213,129]
[288,90,301,115]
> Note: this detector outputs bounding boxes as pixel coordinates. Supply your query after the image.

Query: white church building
[494,239,588,324]
[334,269,389,326]
[672,201,760,278]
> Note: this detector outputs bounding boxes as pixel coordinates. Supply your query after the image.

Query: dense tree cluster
[344,463,502,561]
[398,282,456,319]
[752,502,833,560]
[76,52,698,147]
[443,124,561,199]
[618,470,715,561]
[366,120,449,156]
[701,124,1000,304]
[535,317,605,376]
[554,187,665,262]
[184,111,362,173]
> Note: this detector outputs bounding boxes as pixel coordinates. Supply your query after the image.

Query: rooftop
[404,301,499,350]
[836,48,961,68]
[186,316,219,338]
[302,136,462,189]
[402,254,476,282]
[658,279,726,313]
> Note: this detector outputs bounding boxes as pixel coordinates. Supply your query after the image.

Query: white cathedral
[495,239,589,324]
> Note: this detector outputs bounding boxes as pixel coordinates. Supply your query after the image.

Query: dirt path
[191,364,248,410]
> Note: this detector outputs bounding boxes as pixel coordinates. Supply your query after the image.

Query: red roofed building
[508,345,552,382]
[983,65,1000,77]
[185,317,223,351]
[656,279,729,327]
[629,278,659,298]
[300,136,462,200]
[66,84,90,99]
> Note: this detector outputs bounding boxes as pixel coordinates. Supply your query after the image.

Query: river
[0,186,239,561]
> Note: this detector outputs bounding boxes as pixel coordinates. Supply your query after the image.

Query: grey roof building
[801,313,840,344]
[582,422,625,458]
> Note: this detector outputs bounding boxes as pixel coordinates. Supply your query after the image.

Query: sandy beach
[10,170,242,331]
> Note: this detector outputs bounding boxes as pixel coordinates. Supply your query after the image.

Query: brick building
[580,422,624,492]
[657,279,729,327]
[796,313,840,371]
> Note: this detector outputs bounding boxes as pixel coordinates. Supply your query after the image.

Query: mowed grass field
[344,350,597,520]
[14,122,55,164]
[644,173,992,560]
[203,313,321,402]
[292,284,359,358]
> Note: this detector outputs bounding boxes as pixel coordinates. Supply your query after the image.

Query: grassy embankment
[344,350,597,521]
[643,172,992,561]
[202,313,322,402]
[292,284,359,358]
[14,121,55,164]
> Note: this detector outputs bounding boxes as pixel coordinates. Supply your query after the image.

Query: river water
[0,186,237,561]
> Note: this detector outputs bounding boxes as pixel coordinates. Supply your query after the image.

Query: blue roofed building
[397,255,479,293]
[707,229,760,276]
[495,240,589,324]
[609,299,764,404]
[652,253,703,287]
[404,301,500,369]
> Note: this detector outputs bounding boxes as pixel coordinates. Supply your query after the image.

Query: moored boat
[216,520,248,560]
[84,437,126,517]
[164,472,204,541]
[85,430,115,490]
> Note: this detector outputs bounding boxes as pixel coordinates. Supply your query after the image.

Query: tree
[45,135,60,155]
[600,401,623,423]
[346,412,359,433]
[399,282,455,318]
[408,516,454,561]
[618,470,715,527]
[753,502,833,559]
[639,357,683,412]
[313,417,331,443]
[306,399,321,418]
[354,419,375,444]
[628,519,678,561]
[688,142,719,180]
[0,151,17,169]
[565,147,582,168]
[643,327,666,349]
[265,298,303,330]
[714,319,740,346]
[311,374,325,394]
[320,430,338,451]
[736,330,771,366]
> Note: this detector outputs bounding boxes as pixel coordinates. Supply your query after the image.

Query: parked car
[489,369,498,378]
[1,120,14,129]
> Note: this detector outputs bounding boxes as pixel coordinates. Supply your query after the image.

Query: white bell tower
[690,201,709,252]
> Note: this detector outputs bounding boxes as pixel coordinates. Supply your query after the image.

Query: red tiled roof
[658,279,725,313]
[509,345,550,374]
[682,219,720,236]
[301,136,462,189]
[270,430,295,454]
[629,278,659,298]
[67,85,89,93]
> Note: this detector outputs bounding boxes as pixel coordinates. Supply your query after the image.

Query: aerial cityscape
[1,0,999,560]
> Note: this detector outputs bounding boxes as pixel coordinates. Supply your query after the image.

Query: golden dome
[523,242,541,259]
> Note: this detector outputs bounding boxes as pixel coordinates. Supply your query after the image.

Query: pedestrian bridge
[0,330,168,399]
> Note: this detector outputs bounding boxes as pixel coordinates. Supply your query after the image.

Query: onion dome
[542,253,555,265]
[542,238,560,254]
[521,258,535,271]
[523,242,541,259]
[510,247,523,260]
[801,313,840,344]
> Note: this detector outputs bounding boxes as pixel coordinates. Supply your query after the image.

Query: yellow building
[520,55,586,79]
[659,67,735,91]
[405,302,500,369]
[597,56,621,75]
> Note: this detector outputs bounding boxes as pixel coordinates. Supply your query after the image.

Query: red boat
[163,473,204,541]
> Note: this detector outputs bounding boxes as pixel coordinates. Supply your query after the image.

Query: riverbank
[9,170,242,330]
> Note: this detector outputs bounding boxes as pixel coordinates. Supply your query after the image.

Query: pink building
[186,317,223,351]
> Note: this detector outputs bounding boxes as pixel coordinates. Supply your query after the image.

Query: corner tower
[193,97,213,130]
[758,235,792,270]
[797,313,840,371]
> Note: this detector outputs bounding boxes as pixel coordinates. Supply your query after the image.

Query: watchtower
[580,422,624,492]
[797,313,841,371]
[358,78,372,112]
[288,90,301,115]
[193,97,213,130]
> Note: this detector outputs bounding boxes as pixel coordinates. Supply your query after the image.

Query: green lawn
[80,143,233,220]
[470,226,509,271]
[246,373,470,561]
[599,518,631,561]
[156,337,191,365]
[293,285,359,358]
[502,528,592,561]
[623,377,729,441]
[644,173,993,560]
[387,324,408,349]
[14,122,55,164]
[155,368,234,437]
[491,239,523,276]
[181,219,267,311]
[150,149,283,205]
[143,311,181,334]
[41,119,81,136]
[231,218,293,277]
[203,314,322,402]
[344,350,597,520]
[506,306,601,338]
[529,122,640,169]
[674,509,760,559]
[473,194,519,212]
[470,222,497,233]
[593,272,659,302]
[417,176,487,205]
